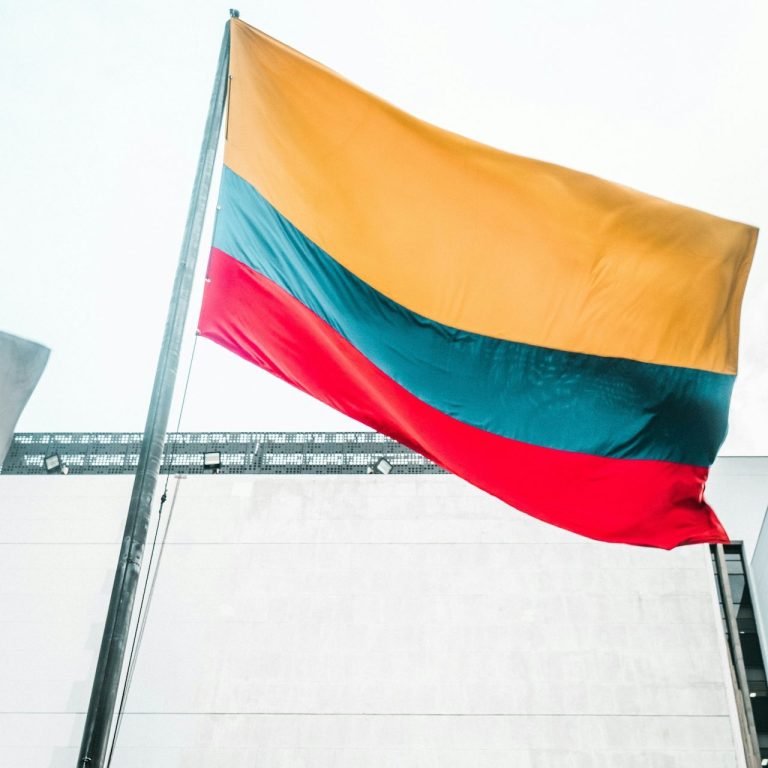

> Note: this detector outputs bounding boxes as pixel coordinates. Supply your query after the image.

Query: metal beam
[714,544,762,768]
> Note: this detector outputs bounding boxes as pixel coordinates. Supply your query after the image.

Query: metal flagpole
[77,12,235,767]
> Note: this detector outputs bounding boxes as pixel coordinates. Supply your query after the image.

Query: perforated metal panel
[0,432,446,475]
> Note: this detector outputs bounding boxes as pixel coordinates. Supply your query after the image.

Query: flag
[0,331,49,465]
[198,18,758,548]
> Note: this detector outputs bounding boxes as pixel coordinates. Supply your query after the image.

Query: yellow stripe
[225,19,757,373]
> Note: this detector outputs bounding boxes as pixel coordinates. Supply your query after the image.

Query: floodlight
[44,454,60,472]
[203,451,222,473]
[371,457,393,475]
[44,453,67,474]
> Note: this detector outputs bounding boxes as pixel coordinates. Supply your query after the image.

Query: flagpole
[77,13,234,768]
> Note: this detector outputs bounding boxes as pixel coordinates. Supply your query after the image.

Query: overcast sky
[1,0,766,454]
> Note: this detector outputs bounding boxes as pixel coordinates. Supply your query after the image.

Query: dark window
[712,544,768,763]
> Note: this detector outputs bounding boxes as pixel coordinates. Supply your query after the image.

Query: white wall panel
[708,457,768,558]
[0,474,748,766]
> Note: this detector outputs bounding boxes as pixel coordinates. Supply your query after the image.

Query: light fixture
[203,451,222,473]
[370,457,392,475]
[44,453,68,475]
[750,692,757,698]
[761,759,767,767]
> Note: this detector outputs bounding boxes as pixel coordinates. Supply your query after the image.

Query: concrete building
[1,432,766,767]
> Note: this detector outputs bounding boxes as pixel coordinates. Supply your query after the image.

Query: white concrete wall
[707,456,768,559]
[0,473,748,767]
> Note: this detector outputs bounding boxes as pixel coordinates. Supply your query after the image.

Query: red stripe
[199,247,728,549]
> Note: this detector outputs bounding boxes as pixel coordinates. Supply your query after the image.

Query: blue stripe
[211,166,733,465]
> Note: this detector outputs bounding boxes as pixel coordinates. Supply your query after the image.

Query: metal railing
[1,432,445,475]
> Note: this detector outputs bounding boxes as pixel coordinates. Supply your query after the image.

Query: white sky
[1,0,766,453]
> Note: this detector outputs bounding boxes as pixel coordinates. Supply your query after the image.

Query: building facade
[1,433,766,766]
